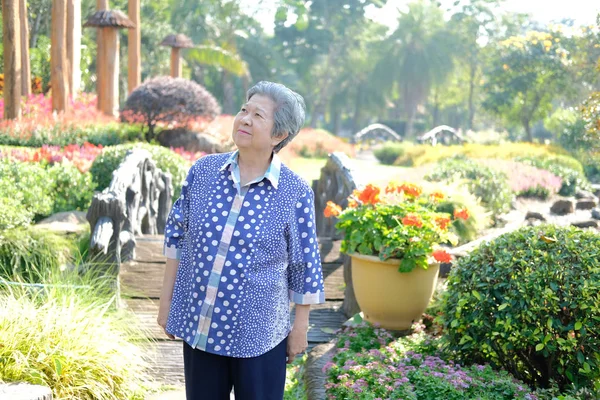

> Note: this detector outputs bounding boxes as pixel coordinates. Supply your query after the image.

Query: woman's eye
[240,108,247,112]
[255,113,263,118]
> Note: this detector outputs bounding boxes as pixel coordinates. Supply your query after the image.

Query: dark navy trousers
[182,337,287,400]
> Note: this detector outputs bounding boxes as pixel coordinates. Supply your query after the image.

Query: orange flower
[430,191,445,201]
[454,208,470,220]
[324,201,342,218]
[385,181,399,194]
[358,184,381,205]
[348,198,358,209]
[432,249,452,263]
[435,216,451,231]
[402,213,423,228]
[399,183,422,198]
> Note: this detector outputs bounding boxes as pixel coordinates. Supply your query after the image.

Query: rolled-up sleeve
[287,188,325,304]
[163,165,194,260]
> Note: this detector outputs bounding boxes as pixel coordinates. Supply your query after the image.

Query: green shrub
[0,123,142,147]
[0,226,80,283]
[0,288,149,399]
[425,156,513,217]
[89,143,188,198]
[515,155,589,196]
[0,159,54,219]
[48,162,96,213]
[577,151,600,183]
[0,197,34,230]
[440,225,600,390]
[373,143,407,165]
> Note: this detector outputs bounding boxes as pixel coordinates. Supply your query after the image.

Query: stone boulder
[550,199,574,215]
[157,128,224,154]
[572,220,599,229]
[575,189,598,200]
[592,208,600,220]
[525,211,546,221]
[35,211,88,233]
[576,199,598,210]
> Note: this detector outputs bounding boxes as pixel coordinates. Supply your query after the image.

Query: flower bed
[482,160,562,199]
[323,323,578,400]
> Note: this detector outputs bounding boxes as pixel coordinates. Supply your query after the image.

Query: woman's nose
[241,114,252,125]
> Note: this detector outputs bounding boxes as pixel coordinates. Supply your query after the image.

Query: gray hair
[246,81,306,153]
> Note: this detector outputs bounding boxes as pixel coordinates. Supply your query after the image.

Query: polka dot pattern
[163,152,325,358]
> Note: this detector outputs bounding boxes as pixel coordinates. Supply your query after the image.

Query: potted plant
[324,182,469,330]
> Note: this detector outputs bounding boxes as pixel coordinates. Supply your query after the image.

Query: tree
[3,0,22,120]
[483,30,571,142]
[377,0,457,137]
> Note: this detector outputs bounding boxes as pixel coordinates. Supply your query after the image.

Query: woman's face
[232,94,287,154]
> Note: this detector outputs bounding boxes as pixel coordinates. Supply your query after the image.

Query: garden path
[120,235,348,388]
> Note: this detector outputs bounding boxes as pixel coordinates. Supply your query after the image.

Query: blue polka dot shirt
[163,151,326,358]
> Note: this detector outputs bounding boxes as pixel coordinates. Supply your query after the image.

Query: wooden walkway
[120,235,347,385]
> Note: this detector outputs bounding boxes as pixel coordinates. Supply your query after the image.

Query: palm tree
[377,0,456,138]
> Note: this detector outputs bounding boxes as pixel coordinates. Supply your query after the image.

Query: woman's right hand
[157,298,175,340]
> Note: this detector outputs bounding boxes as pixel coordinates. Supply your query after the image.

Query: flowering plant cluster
[483,160,562,199]
[0,142,104,173]
[324,182,469,272]
[323,323,541,400]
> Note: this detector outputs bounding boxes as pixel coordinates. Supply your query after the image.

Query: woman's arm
[157,257,180,339]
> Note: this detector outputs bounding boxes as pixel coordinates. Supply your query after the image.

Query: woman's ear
[271,132,289,147]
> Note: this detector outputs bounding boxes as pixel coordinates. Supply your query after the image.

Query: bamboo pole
[2,0,22,119]
[127,0,141,94]
[67,0,82,97]
[170,47,181,78]
[103,28,119,116]
[51,0,70,113]
[19,0,31,97]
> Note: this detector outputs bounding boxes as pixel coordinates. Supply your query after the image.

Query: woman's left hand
[287,324,308,364]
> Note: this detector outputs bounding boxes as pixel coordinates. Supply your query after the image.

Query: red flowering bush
[324,182,469,272]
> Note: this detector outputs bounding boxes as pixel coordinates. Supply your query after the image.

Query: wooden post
[170,47,181,78]
[2,0,22,120]
[19,0,31,97]
[51,0,70,113]
[67,0,82,97]
[96,0,109,112]
[103,27,120,116]
[128,0,141,94]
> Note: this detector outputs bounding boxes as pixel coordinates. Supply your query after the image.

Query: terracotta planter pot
[351,253,439,330]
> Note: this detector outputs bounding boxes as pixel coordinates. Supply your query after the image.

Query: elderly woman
[157,81,325,400]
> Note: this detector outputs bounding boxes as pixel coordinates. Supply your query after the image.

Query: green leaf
[498,303,509,311]
[54,358,62,376]
[577,351,585,364]
[188,46,249,77]
[320,328,336,334]
[575,321,583,331]
[353,313,363,324]
[451,319,459,328]
[583,362,591,373]
[536,343,545,351]
[472,290,481,300]
[547,318,553,329]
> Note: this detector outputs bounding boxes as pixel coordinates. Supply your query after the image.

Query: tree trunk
[523,119,533,143]
[170,47,181,78]
[351,89,362,133]
[51,0,70,113]
[222,70,235,114]
[127,0,141,94]
[96,0,109,112]
[405,108,416,139]
[432,88,440,128]
[30,9,43,48]
[19,0,31,96]
[67,0,81,97]
[467,60,476,131]
[2,0,22,120]
[332,108,340,136]
[101,28,119,117]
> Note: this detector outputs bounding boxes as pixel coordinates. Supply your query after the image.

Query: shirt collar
[219,150,281,189]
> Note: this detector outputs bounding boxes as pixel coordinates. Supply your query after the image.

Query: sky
[241,0,600,35]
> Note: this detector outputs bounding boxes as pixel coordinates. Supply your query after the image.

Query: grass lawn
[287,156,431,185]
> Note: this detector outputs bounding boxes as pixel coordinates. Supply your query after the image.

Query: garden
[2,0,600,399]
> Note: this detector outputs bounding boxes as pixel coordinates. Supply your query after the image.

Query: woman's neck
[237,149,272,186]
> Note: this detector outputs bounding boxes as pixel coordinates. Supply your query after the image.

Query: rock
[305,342,336,400]
[550,199,574,215]
[157,128,224,154]
[592,208,600,220]
[572,221,599,229]
[525,211,546,221]
[575,189,597,200]
[35,211,88,233]
[591,184,600,198]
[0,383,53,400]
[576,200,598,210]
